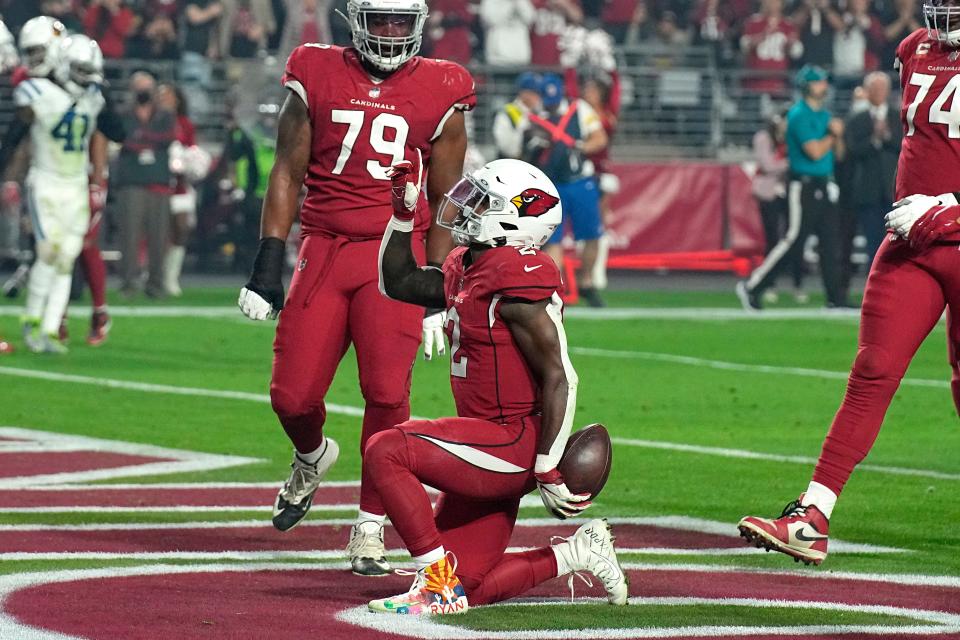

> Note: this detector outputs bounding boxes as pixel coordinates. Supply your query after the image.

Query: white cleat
[33,332,67,354]
[347,520,391,576]
[553,518,629,605]
[271,438,339,531]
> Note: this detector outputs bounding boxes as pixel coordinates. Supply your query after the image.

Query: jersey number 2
[330,110,409,179]
[51,108,91,153]
[447,307,467,378]
[905,72,960,138]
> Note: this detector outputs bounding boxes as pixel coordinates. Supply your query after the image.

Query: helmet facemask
[925,1,960,46]
[437,176,509,247]
[346,1,427,72]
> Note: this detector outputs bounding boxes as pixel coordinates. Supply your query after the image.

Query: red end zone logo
[510,189,560,217]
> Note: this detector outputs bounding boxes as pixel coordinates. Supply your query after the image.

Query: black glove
[240,237,286,318]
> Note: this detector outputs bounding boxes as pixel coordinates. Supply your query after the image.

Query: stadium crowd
[0,0,928,73]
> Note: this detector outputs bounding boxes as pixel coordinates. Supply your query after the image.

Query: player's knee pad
[52,235,83,274]
[359,381,411,409]
[269,385,324,423]
[851,345,896,381]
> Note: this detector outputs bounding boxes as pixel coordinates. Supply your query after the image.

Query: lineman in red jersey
[738,1,960,566]
[364,157,627,615]
[237,0,475,576]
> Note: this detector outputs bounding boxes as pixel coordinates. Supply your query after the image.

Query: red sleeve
[282,44,315,109]
[177,116,197,146]
[440,60,476,113]
[608,70,622,119]
[564,68,579,99]
[493,249,561,302]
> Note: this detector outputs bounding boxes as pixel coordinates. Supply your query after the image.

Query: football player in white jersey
[0,23,123,353]
[0,18,16,354]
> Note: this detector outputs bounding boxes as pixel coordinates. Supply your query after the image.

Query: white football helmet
[925,1,960,46]
[0,19,18,74]
[345,0,428,72]
[59,34,104,88]
[437,159,562,249]
[18,15,66,77]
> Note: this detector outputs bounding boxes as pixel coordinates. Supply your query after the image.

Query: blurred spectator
[694,0,734,65]
[41,0,82,33]
[530,0,583,66]
[882,0,921,66]
[752,112,805,302]
[601,0,641,44]
[113,71,177,298]
[493,72,542,158]
[181,0,223,117]
[479,0,535,65]
[834,0,885,78]
[425,0,475,65]
[844,71,900,264]
[652,11,690,47]
[83,0,135,58]
[125,4,180,59]
[525,73,608,307]
[742,0,803,94]
[792,0,844,68]
[278,0,332,62]
[623,1,655,45]
[221,0,275,58]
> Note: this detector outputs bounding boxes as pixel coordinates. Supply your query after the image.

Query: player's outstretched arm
[425,110,468,267]
[500,299,588,519]
[378,159,445,309]
[239,91,310,321]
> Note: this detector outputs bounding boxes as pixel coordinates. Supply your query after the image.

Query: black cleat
[271,438,340,532]
[736,281,762,311]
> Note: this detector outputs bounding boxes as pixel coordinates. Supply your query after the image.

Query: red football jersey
[442,245,564,423]
[282,45,476,239]
[896,29,960,199]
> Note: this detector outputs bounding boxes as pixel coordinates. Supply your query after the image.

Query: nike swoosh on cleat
[523,265,543,272]
[794,527,828,542]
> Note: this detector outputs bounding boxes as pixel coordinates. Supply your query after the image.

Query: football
[557,424,612,498]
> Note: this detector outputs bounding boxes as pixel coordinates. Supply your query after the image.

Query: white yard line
[2,365,955,482]
[0,305,871,321]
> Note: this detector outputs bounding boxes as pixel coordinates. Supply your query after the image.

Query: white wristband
[387,215,415,233]
[535,454,557,475]
[937,193,960,207]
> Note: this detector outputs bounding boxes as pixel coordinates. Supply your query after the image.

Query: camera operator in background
[114,71,176,298]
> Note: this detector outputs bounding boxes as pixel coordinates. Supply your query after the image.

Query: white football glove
[535,469,592,520]
[885,194,955,239]
[422,310,446,361]
[238,286,277,321]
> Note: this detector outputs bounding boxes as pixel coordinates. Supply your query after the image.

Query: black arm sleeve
[96,95,127,143]
[380,227,446,309]
[0,113,31,175]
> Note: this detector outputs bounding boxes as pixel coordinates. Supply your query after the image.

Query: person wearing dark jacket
[845,72,902,264]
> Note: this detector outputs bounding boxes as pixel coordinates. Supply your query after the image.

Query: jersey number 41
[51,108,91,153]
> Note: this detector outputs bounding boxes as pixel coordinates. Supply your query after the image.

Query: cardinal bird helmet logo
[510,189,560,217]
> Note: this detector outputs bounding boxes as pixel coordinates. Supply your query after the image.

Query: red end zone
[4,565,960,640]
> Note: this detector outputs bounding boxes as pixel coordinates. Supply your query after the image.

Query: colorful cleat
[271,438,339,532]
[347,521,391,576]
[368,554,469,615]
[87,310,112,346]
[553,518,629,605]
[738,495,829,566]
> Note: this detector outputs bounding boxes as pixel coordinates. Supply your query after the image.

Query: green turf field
[1,286,958,636]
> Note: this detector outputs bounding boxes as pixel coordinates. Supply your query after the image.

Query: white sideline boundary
[1,367,956,482]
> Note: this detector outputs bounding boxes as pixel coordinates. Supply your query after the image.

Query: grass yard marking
[0,427,260,489]
[569,346,951,390]
[611,437,960,481]
[2,368,957,483]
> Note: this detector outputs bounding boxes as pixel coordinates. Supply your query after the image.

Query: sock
[412,546,445,571]
[802,481,838,519]
[41,273,72,335]
[164,245,185,293]
[81,245,108,308]
[24,261,55,320]
[295,437,327,465]
[552,541,572,576]
[356,510,386,526]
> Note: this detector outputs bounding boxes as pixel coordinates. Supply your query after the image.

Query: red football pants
[80,210,107,309]
[813,237,960,495]
[363,416,559,605]
[271,234,424,515]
